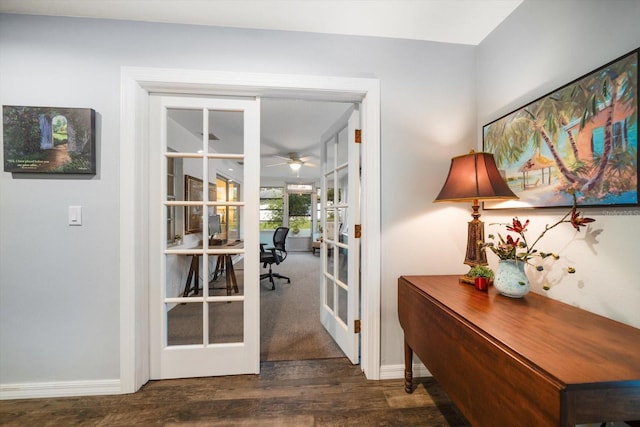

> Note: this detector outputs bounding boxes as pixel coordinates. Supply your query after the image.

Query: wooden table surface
[398,275,640,426]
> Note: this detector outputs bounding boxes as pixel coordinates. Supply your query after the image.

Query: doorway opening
[119,67,381,393]
[256,99,357,363]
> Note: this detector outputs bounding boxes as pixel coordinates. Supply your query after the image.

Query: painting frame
[184,175,216,234]
[3,105,96,174]
[482,48,639,209]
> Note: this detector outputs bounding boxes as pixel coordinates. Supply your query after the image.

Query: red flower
[570,208,595,231]
[505,235,519,246]
[506,217,529,234]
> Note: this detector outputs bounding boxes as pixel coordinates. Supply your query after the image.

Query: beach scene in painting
[483,50,638,208]
[3,106,95,174]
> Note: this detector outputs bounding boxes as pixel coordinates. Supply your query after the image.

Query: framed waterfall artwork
[482,48,638,209]
[3,105,96,174]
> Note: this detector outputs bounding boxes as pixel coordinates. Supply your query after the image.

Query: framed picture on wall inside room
[184,175,216,234]
[482,48,638,209]
[2,105,96,174]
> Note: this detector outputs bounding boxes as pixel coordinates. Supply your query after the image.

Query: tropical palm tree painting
[483,49,638,208]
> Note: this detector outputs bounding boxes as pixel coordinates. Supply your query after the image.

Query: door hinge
[354,224,362,238]
[354,129,362,144]
[354,319,361,334]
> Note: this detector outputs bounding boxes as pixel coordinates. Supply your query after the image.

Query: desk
[398,275,640,427]
[182,241,243,297]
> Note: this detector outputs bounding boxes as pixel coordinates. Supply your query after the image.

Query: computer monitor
[208,214,221,238]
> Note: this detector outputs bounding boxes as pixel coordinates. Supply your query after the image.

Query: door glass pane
[216,176,227,202]
[325,137,336,172]
[337,125,348,165]
[337,207,349,284]
[167,302,203,346]
[325,175,335,206]
[208,110,244,155]
[337,208,347,241]
[337,168,348,205]
[324,208,336,242]
[326,242,335,276]
[167,253,205,298]
[338,247,348,285]
[167,108,204,154]
[337,285,348,324]
[325,278,335,311]
[165,255,185,298]
[316,188,322,229]
[209,301,244,343]
[227,205,240,241]
[207,251,244,297]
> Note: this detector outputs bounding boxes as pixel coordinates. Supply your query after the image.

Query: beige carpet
[167,252,345,362]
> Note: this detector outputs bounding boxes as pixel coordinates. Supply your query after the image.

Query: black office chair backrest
[272,227,289,252]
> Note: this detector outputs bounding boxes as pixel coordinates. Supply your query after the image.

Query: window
[287,184,313,237]
[260,187,284,231]
[592,118,632,156]
[167,156,176,243]
[316,187,322,233]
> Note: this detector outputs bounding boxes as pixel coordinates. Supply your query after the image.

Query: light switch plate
[68,205,82,226]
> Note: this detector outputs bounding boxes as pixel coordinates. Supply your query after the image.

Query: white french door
[148,95,260,379]
[319,105,361,364]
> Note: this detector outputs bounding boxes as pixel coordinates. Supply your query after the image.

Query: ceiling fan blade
[274,155,292,161]
[304,162,319,168]
[266,162,288,167]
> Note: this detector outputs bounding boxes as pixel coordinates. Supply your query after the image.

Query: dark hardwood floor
[0,358,469,426]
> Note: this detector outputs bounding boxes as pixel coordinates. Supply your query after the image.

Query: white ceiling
[1,0,523,181]
[0,0,523,45]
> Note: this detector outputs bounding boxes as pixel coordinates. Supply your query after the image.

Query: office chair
[260,226,291,290]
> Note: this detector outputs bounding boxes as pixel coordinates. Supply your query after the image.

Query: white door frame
[119,67,381,393]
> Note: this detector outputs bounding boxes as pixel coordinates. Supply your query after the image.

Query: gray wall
[0,13,475,384]
[475,0,640,326]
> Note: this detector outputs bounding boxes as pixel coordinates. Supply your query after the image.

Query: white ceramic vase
[494,260,530,298]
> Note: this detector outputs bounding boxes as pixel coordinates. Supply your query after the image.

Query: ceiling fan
[266,152,318,171]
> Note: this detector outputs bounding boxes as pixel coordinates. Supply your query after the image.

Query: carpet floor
[167,252,345,362]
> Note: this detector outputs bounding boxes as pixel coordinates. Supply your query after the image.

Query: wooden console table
[398,275,640,427]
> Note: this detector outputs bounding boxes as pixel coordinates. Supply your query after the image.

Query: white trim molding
[0,380,121,400]
[120,67,382,392]
[379,363,431,381]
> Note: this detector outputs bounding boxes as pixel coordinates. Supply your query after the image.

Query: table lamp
[434,150,518,279]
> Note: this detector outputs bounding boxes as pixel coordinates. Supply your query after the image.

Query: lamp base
[464,200,488,267]
[458,275,475,285]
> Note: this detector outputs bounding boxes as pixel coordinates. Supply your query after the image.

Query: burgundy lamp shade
[434,150,518,270]
[434,151,517,202]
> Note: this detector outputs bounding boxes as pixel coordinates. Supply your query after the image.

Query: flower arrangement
[482,189,595,274]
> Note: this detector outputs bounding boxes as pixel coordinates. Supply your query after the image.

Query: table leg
[182,254,199,297]
[213,256,224,280]
[404,339,414,393]
[228,255,239,294]
[194,256,199,295]
[225,255,231,295]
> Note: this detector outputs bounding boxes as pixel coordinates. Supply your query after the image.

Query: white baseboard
[379,363,432,380]
[0,379,122,400]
